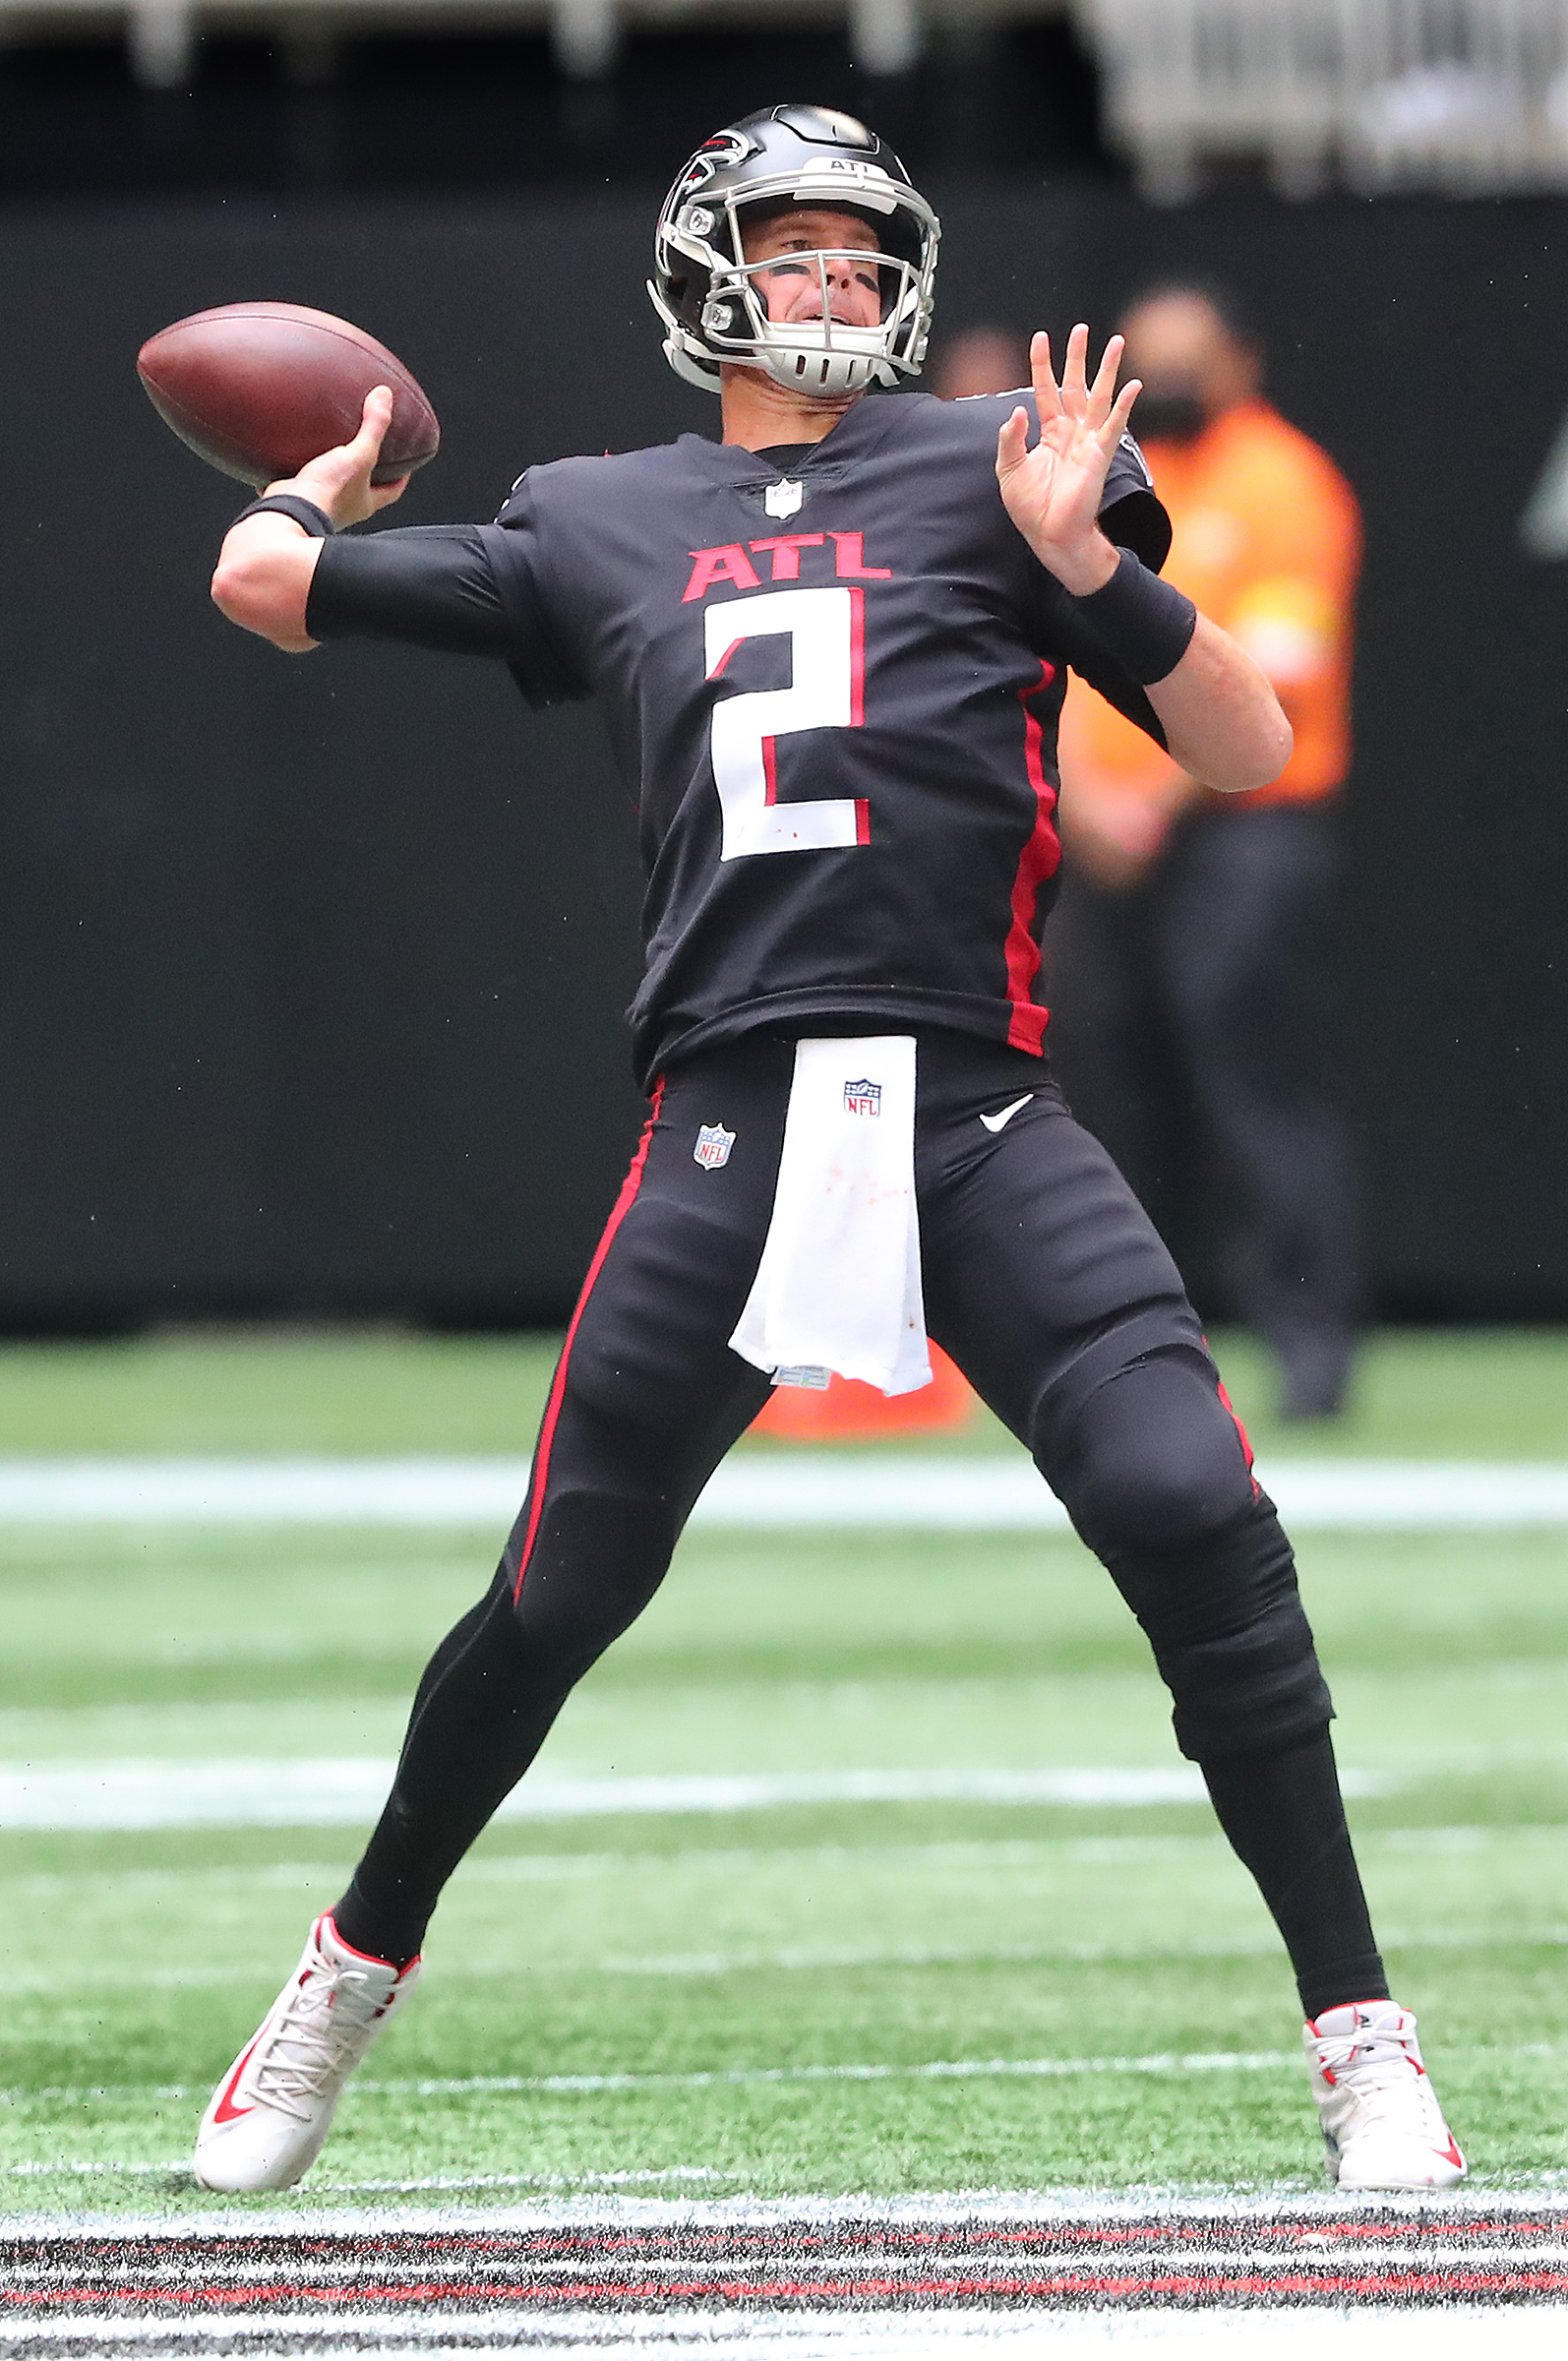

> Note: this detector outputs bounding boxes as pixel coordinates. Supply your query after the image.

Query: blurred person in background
[1050,286,1362,1421]
[931,324,1030,401]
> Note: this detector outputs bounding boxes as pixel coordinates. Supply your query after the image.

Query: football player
[194,104,1463,2197]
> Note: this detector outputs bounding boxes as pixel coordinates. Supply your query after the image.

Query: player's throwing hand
[995,326,1142,597]
[211,388,410,649]
[267,386,410,530]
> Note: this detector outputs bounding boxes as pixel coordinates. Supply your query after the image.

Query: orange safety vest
[1061,397,1362,812]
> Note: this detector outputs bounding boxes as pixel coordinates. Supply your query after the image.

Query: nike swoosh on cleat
[980,1096,1033,1133]
[211,2034,264,2125]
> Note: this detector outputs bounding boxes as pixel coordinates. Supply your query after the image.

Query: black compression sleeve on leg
[1201,1730,1389,2022]
[331,1567,548,1967]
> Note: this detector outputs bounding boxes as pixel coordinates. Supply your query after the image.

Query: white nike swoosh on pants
[979,1095,1034,1133]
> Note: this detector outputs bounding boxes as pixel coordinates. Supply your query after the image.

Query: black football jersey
[307,389,1173,1088]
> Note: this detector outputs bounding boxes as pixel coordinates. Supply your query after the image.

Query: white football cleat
[1304,1999,1466,2191]
[194,1913,420,2193]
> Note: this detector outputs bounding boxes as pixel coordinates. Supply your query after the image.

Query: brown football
[137,301,441,489]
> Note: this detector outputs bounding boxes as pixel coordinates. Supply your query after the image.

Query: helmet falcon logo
[678,127,756,200]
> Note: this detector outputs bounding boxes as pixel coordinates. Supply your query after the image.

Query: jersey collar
[681,393,918,483]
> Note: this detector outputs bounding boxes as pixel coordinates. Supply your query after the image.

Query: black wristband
[1072,546,1196,685]
[232,494,336,537]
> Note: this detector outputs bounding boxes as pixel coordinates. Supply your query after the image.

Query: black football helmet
[648,103,940,397]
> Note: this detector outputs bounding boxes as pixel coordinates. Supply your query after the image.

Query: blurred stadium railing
[20,0,1568,199]
[1083,0,1568,198]
[11,0,937,91]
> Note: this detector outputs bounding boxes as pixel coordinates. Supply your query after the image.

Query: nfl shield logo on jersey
[843,1079,881,1118]
[764,479,804,519]
[694,1122,736,1171]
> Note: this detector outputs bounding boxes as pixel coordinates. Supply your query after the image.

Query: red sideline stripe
[512,1081,665,1603]
[15,2265,1568,2312]
[1003,663,1060,1055]
[32,2216,1556,2265]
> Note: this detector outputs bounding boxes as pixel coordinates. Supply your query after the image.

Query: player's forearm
[211,515,324,652]
[1146,613,1294,794]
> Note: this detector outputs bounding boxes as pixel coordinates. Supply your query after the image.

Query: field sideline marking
[3,1826,1563,1905]
[0,1452,1564,1528]
[0,1759,1392,1833]
[3,2164,727,2189]
[7,1925,1568,2004]
[0,2049,1301,2118]
[1,2305,1562,2355]
[11,2038,1568,2113]
[11,2184,1568,2232]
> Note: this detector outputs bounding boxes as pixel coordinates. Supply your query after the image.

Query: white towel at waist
[730,1036,932,1397]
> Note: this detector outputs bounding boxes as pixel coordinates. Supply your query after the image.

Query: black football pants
[335,1029,1385,2018]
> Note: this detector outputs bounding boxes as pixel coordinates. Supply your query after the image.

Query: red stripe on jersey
[849,588,870,841]
[512,1082,665,1603]
[1003,663,1061,1053]
[848,588,866,726]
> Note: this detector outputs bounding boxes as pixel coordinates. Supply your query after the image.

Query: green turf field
[2,1327,1567,2213]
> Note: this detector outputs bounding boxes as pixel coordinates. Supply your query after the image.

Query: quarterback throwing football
[199,104,1464,2195]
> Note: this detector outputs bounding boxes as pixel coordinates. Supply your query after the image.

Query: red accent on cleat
[211,2034,263,2126]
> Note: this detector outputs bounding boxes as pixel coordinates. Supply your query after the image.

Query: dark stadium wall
[0,185,1564,1327]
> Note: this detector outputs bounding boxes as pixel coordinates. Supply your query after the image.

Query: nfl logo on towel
[843,1079,882,1119]
[694,1122,736,1171]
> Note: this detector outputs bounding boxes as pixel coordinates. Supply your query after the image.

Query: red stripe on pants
[512,1079,666,1603]
[1003,661,1060,1053]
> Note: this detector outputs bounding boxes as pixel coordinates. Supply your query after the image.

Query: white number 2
[704,586,868,861]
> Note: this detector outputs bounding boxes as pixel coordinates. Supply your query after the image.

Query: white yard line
[7,2310,1566,2356]
[0,1761,1210,1832]
[0,1453,1563,1528]
[3,1827,1562,1904]
[357,2050,1304,2096]
[12,2186,1568,2233]
[12,2039,1568,2115]
[6,2310,1568,2356]
[0,2052,1301,2117]
[6,1921,1560,2003]
[0,1759,1396,1834]
[13,2038,1568,2112]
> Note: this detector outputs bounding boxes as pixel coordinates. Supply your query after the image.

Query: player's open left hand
[266,387,410,529]
[996,327,1142,598]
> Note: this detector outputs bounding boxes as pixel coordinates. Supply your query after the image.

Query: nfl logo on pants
[694,1123,735,1171]
[843,1079,881,1118]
